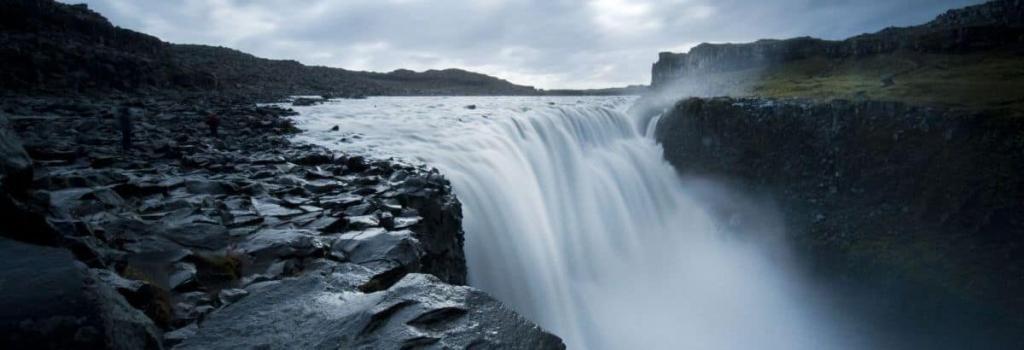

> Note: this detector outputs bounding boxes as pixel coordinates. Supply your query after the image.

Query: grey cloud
[66,0,985,89]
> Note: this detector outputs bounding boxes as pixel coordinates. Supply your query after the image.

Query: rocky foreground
[0,96,563,349]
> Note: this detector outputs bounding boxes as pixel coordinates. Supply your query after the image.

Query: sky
[64,0,985,89]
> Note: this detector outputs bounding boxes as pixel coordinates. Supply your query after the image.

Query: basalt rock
[177,267,564,350]
[655,97,1024,344]
[0,95,555,347]
[0,238,163,349]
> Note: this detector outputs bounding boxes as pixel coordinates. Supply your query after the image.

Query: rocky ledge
[0,96,563,349]
[653,97,1023,345]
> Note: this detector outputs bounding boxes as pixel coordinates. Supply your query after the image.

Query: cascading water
[291,96,856,349]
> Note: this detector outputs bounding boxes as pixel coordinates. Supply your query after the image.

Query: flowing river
[290,96,856,350]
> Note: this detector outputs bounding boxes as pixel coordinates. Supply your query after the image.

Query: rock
[392,215,422,229]
[169,262,198,291]
[464,104,477,110]
[292,97,322,107]
[164,323,198,347]
[0,115,33,194]
[161,223,230,250]
[346,214,381,229]
[218,288,249,305]
[177,269,564,350]
[185,179,235,195]
[237,228,327,259]
[329,125,340,131]
[251,198,303,217]
[0,238,162,349]
[332,228,422,270]
[80,187,126,207]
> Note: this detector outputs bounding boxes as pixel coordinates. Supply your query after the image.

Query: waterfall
[291,96,852,350]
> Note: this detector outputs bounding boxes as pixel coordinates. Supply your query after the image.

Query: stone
[0,115,33,194]
[160,223,230,250]
[169,262,198,291]
[184,179,235,195]
[177,270,564,350]
[164,323,198,347]
[251,198,303,217]
[332,228,422,269]
[237,229,327,259]
[346,214,381,229]
[218,288,249,305]
[0,238,162,349]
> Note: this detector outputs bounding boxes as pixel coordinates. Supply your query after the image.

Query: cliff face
[651,0,1024,87]
[654,97,1024,344]
[0,0,540,98]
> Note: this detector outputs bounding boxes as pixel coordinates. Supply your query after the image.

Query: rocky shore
[653,96,1024,347]
[0,96,563,349]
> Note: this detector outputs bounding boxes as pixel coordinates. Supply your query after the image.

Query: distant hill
[650,0,1024,114]
[0,0,541,98]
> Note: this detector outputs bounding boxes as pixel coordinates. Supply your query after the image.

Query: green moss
[738,51,1024,116]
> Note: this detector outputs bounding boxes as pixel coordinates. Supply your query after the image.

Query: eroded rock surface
[0,97,561,349]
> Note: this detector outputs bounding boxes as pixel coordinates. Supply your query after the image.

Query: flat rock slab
[179,269,564,350]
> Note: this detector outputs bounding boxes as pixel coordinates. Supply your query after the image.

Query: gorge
[2,0,1023,349]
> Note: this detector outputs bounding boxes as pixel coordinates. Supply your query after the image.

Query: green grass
[740,51,1024,116]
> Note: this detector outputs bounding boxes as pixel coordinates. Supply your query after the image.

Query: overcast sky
[65,0,984,89]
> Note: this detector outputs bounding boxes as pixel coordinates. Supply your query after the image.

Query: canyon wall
[654,97,1024,346]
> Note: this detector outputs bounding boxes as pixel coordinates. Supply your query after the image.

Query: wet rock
[332,228,422,270]
[0,238,162,349]
[218,288,249,305]
[237,228,327,259]
[169,262,198,291]
[161,223,230,250]
[178,270,563,350]
[164,323,198,347]
[346,214,381,229]
[80,187,126,207]
[292,97,322,107]
[0,115,33,194]
[185,179,235,195]
[251,197,303,217]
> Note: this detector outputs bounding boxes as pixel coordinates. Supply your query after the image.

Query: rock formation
[653,97,1024,347]
[651,0,1024,88]
[0,96,563,348]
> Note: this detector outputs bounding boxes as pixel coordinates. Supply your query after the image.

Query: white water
[290,96,853,349]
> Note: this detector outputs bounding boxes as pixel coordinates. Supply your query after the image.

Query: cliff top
[651,0,1024,115]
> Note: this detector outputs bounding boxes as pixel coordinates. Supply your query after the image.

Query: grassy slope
[745,50,1024,116]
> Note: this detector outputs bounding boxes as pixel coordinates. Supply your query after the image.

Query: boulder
[0,238,162,349]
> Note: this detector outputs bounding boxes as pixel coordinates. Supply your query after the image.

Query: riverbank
[0,95,563,349]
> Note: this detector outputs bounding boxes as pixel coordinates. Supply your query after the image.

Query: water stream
[291,96,853,349]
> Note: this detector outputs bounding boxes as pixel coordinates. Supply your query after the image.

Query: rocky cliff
[654,97,1024,347]
[0,1,568,347]
[651,0,1024,91]
[0,0,540,98]
[0,96,564,348]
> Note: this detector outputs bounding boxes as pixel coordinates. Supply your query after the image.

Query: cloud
[65,0,985,89]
